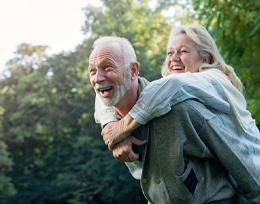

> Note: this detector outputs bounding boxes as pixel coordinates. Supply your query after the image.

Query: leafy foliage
[1,41,145,203]
[83,0,171,80]
[191,0,260,121]
[0,0,259,203]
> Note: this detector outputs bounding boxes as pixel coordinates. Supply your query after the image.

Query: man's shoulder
[138,76,150,93]
[138,76,150,84]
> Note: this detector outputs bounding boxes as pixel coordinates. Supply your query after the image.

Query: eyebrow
[88,58,114,70]
[167,45,189,50]
[88,61,96,70]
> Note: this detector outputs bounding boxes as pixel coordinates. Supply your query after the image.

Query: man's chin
[100,88,126,107]
[101,98,117,107]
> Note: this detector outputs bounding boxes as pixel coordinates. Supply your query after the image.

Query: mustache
[95,82,114,89]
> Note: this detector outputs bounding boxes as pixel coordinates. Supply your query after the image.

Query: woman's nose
[171,53,180,61]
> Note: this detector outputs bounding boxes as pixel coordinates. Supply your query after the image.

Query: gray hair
[93,36,137,70]
[162,24,244,94]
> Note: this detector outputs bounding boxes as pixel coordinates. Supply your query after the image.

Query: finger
[101,128,106,137]
[127,151,139,162]
[108,139,116,150]
[103,138,109,146]
[113,144,136,162]
[107,135,124,150]
[119,148,139,162]
[131,138,147,146]
[108,139,120,150]
[102,134,111,146]
[113,150,131,162]
[112,144,126,161]
[108,143,113,151]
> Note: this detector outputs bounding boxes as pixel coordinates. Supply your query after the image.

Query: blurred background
[0,0,259,203]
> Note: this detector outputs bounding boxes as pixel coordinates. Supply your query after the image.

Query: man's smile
[97,86,113,97]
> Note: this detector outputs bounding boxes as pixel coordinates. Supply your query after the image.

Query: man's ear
[131,62,140,79]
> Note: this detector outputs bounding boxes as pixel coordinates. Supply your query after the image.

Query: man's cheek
[89,77,95,87]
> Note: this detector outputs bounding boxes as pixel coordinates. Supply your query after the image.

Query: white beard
[97,69,131,107]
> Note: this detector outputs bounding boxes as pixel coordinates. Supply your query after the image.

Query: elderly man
[88,36,260,204]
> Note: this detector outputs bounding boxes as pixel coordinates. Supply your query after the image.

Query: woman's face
[166,34,204,74]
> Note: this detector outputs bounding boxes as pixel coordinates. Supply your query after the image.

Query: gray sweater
[126,77,260,204]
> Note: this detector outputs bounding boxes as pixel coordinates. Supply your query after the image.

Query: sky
[0,0,101,73]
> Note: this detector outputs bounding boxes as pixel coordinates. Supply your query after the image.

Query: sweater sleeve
[201,116,260,203]
[129,72,231,124]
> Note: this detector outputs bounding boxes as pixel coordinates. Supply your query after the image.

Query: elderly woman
[94,24,260,203]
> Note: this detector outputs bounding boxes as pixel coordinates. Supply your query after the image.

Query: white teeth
[95,85,111,91]
[171,66,184,70]
[99,87,110,91]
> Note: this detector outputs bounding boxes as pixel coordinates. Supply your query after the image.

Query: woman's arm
[102,114,141,149]
[129,71,230,124]
[102,70,232,150]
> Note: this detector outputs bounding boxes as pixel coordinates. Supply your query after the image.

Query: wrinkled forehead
[89,43,123,61]
[167,34,197,50]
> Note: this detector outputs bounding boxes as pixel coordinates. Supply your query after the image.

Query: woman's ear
[131,62,140,79]
[203,54,213,64]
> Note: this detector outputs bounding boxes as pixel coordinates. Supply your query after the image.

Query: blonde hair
[161,24,244,94]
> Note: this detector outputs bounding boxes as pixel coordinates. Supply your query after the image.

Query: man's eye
[105,66,113,71]
[167,52,173,55]
[181,50,187,53]
[89,69,96,75]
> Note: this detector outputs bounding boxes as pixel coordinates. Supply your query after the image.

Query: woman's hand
[102,120,128,150]
[102,114,141,149]
[112,136,146,162]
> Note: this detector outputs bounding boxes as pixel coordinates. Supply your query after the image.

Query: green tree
[2,0,259,203]
[1,40,145,203]
[0,136,16,198]
[191,0,260,122]
[0,43,50,200]
[83,0,171,81]
[0,43,53,203]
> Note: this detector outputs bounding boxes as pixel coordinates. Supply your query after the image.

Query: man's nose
[94,70,105,83]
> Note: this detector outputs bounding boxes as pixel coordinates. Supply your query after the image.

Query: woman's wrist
[121,114,141,135]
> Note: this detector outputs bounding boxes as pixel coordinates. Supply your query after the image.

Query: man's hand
[112,136,146,162]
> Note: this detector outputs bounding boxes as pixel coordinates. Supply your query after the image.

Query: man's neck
[114,82,139,117]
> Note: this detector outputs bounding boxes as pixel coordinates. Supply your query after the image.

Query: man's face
[88,44,131,107]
